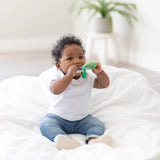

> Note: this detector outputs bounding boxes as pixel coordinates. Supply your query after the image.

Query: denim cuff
[85,134,99,144]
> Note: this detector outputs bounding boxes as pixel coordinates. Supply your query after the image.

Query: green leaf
[113,2,137,11]
[113,9,135,27]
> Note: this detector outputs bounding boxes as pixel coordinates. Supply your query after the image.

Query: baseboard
[1,37,159,73]
[0,36,57,53]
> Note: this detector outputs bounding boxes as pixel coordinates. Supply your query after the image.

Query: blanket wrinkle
[0,65,160,160]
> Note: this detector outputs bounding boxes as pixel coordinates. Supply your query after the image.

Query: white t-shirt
[48,69,95,121]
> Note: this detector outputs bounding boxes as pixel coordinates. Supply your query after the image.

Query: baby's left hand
[92,63,103,76]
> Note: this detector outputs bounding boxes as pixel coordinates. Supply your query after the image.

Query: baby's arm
[50,65,78,95]
[92,63,110,89]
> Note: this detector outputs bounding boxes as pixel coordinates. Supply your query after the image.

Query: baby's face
[57,44,86,75]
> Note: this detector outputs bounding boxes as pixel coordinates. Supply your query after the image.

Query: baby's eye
[79,56,84,59]
[67,57,73,60]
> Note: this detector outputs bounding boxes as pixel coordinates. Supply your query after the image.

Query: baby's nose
[74,59,81,64]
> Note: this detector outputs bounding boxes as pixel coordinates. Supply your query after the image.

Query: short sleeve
[39,66,63,88]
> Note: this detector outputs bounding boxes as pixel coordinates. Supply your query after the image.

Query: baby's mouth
[73,75,81,80]
[76,66,82,73]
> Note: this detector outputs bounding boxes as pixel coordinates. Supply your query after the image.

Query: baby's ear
[55,62,61,71]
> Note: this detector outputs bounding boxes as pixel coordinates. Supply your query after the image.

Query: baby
[40,35,112,150]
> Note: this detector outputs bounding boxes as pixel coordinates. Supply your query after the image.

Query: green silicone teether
[81,62,97,79]
[81,66,86,79]
[83,62,97,70]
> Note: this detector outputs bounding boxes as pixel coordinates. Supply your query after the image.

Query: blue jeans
[40,113,105,143]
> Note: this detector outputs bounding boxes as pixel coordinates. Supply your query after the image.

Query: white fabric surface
[0,65,160,160]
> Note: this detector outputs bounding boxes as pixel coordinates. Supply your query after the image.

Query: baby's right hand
[67,65,80,78]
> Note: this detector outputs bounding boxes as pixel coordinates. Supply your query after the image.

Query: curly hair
[52,34,85,62]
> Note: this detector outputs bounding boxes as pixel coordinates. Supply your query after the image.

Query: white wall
[0,0,160,72]
[0,0,74,52]
[118,0,160,72]
[73,0,160,72]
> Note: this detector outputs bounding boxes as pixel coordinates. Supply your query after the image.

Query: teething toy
[76,62,97,79]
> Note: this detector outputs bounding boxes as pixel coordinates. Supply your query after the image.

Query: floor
[0,51,160,93]
[0,51,52,81]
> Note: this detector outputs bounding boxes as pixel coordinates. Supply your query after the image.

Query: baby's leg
[40,114,81,150]
[40,115,67,142]
[77,114,112,146]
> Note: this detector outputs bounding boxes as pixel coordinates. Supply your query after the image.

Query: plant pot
[88,17,110,33]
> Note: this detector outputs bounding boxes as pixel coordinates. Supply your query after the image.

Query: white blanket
[0,65,160,160]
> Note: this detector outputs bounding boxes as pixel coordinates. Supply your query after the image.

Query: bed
[0,65,160,160]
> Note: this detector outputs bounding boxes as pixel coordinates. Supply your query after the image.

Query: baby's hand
[92,63,103,76]
[67,65,80,78]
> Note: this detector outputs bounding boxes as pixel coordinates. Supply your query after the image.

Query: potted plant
[70,0,138,33]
